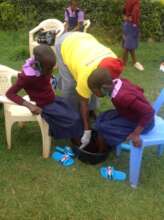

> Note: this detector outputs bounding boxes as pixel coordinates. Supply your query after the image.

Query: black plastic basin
[73,146,109,165]
[73,131,109,165]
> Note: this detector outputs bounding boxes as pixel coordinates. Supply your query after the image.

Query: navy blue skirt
[95,110,154,147]
[41,97,83,139]
[122,21,139,50]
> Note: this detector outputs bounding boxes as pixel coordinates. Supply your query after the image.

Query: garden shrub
[141,0,164,41]
[0,1,37,30]
[0,0,163,41]
[0,2,19,30]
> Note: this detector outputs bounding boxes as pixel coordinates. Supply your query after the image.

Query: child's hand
[123,15,128,21]
[29,105,42,115]
[23,100,42,115]
[127,132,142,147]
[127,16,132,22]
[123,15,132,22]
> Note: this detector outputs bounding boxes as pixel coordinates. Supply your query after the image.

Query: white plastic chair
[64,19,91,32]
[29,18,64,56]
[0,64,51,158]
[83,19,91,32]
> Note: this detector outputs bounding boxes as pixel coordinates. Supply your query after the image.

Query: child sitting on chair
[6,44,83,141]
[88,69,155,149]
[64,0,85,32]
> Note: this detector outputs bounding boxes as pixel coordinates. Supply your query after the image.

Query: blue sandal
[59,154,74,167]
[52,146,74,160]
[55,146,75,157]
[100,166,126,181]
[51,146,75,167]
[52,151,64,161]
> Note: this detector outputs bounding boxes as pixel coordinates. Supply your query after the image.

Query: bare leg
[70,138,81,147]
[96,134,108,153]
[130,49,144,71]
[122,48,129,65]
[129,49,137,65]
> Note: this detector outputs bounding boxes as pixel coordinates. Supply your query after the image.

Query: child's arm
[127,126,144,147]
[64,21,69,32]
[126,98,154,147]
[131,6,140,26]
[6,74,26,105]
[6,73,42,115]
[22,100,42,115]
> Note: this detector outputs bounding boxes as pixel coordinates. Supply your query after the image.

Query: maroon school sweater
[123,0,140,26]
[112,79,154,127]
[6,71,55,108]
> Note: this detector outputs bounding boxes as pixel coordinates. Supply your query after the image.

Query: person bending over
[55,31,124,147]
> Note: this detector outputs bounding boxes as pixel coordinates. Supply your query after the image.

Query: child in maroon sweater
[6,45,83,140]
[88,69,154,148]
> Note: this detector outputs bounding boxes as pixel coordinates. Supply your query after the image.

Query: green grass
[0,30,164,220]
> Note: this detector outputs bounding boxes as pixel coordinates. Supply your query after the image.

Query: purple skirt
[41,97,83,139]
[95,110,154,147]
[122,21,139,50]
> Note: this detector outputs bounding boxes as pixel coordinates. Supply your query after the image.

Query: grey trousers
[55,32,99,111]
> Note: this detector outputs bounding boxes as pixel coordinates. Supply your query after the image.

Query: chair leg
[42,134,51,159]
[157,144,164,157]
[129,144,144,188]
[37,116,51,158]
[42,120,51,158]
[5,116,14,149]
[116,143,131,157]
[116,144,122,157]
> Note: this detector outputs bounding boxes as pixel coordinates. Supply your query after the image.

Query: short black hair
[33,44,56,67]
[70,0,79,5]
[88,68,112,90]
